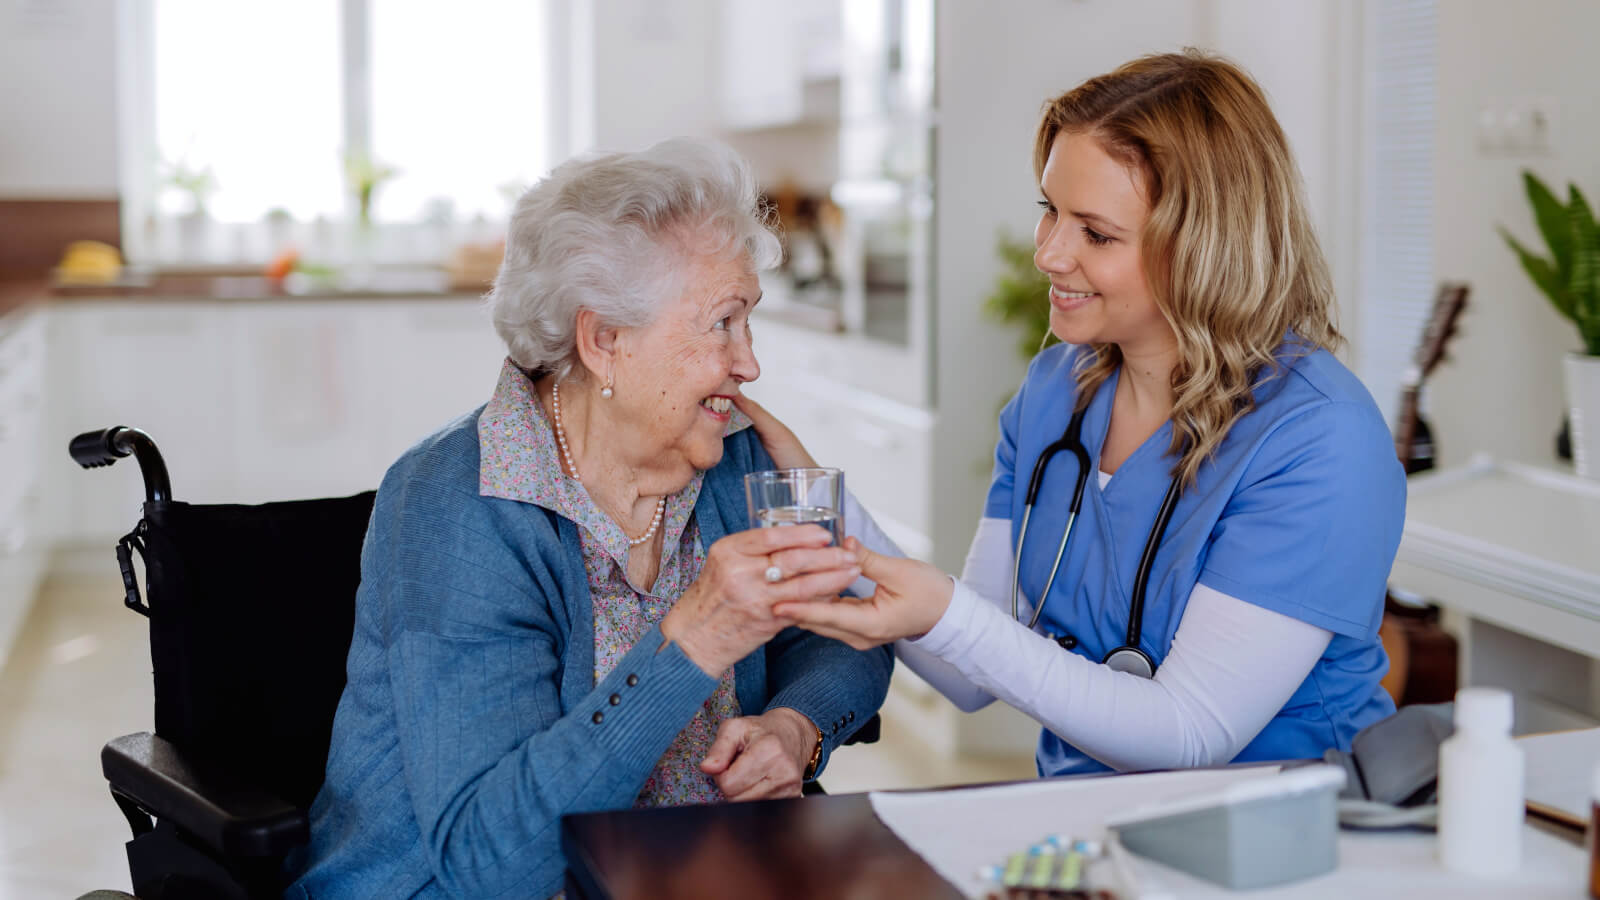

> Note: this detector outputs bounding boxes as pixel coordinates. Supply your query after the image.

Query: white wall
[580,0,839,190]
[1204,0,1365,365]
[587,0,720,152]
[1198,0,1597,471]
[1427,0,1600,468]
[0,0,119,196]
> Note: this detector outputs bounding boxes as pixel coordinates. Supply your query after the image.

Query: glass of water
[744,468,844,546]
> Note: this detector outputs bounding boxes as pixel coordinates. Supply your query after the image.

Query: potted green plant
[982,230,1055,361]
[1499,171,1600,478]
[162,156,217,217]
[343,150,399,229]
[161,156,217,257]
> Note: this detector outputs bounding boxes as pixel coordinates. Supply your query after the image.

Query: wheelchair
[69,424,877,899]
[69,426,375,899]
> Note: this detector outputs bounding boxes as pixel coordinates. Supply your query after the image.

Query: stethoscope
[1009,407,1183,679]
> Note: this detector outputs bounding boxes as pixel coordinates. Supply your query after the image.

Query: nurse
[739,50,1406,776]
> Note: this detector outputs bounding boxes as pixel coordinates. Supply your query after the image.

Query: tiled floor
[0,574,1033,897]
[0,573,154,898]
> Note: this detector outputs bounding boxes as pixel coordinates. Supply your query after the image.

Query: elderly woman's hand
[661,524,859,677]
[698,707,816,801]
[735,394,818,470]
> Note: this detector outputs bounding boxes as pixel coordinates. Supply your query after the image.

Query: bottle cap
[1454,687,1513,734]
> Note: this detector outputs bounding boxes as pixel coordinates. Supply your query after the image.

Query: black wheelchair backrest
[134,492,376,810]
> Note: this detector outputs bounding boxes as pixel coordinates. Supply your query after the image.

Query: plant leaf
[982,230,1053,359]
[1500,226,1575,321]
[1568,183,1600,324]
[1524,171,1574,282]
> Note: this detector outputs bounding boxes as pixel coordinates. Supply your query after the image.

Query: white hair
[487,137,783,379]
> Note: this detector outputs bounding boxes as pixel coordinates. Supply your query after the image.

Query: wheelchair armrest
[102,732,309,858]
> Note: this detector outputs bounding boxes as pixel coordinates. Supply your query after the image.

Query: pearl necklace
[551,380,665,547]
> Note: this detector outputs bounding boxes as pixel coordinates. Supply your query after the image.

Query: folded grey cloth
[1324,702,1454,807]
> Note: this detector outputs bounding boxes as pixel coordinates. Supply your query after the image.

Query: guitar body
[1380,283,1469,706]
[1380,594,1458,704]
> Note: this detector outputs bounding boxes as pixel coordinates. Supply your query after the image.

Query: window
[368,0,547,224]
[125,0,550,262]
[151,0,344,223]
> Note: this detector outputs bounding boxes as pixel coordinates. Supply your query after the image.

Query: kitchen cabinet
[718,0,841,131]
[223,301,501,504]
[41,297,505,548]
[745,314,934,559]
[44,303,237,540]
[0,304,49,669]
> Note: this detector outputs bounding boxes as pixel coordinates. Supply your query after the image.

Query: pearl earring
[600,375,614,399]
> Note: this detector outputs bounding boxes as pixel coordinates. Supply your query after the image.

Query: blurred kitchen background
[2,0,1598,891]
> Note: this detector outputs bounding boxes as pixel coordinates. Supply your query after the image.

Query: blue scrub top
[986,341,1403,776]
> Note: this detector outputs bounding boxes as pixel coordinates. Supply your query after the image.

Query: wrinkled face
[1033,131,1170,351]
[612,247,761,476]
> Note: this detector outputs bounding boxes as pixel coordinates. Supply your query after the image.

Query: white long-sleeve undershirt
[843,491,1333,772]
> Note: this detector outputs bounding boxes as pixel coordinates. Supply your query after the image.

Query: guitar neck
[1395,385,1421,468]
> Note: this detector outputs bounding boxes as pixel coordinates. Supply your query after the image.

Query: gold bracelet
[802,720,824,780]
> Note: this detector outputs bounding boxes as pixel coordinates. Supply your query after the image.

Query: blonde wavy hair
[1034,50,1342,488]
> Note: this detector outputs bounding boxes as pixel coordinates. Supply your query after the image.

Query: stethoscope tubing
[1011,408,1091,630]
[1009,406,1182,671]
[1126,472,1182,647]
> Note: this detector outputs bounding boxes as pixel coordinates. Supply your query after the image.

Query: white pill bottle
[1437,687,1524,876]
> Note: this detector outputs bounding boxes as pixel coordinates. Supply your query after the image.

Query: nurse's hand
[663,525,860,678]
[735,393,818,469]
[773,538,954,649]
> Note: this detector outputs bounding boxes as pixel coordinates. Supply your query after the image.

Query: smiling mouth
[1050,287,1096,301]
[1050,286,1098,309]
[700,396,733,417]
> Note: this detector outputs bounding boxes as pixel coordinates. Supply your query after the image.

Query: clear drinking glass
[743,468,845,546]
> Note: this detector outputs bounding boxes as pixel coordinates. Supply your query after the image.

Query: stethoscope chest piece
[1102,645,1156,679]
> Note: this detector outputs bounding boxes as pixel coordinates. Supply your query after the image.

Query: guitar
[1380,282,1469,706]
[1393,283,1470,474]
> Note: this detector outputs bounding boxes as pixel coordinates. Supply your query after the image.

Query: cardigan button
[592,711,604,724]
[847,711,855,722]
[609,693,621,706]
[626,673,639,687]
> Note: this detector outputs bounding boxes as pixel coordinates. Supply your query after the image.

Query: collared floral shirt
[478,358,754,808]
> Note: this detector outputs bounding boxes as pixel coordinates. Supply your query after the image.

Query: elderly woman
[286,138,892,899]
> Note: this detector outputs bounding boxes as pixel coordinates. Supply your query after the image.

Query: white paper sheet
[869,768,1278,898]
[869,767,1587,899]
[1520,727,1600,826]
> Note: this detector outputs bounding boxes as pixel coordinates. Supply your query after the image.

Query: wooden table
[560,767,1590,899]
[561,791,963,899]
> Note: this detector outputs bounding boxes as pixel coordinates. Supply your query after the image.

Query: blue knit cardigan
[286,408,893,899]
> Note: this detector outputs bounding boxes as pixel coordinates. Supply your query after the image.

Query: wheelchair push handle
[69,426,173,503]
